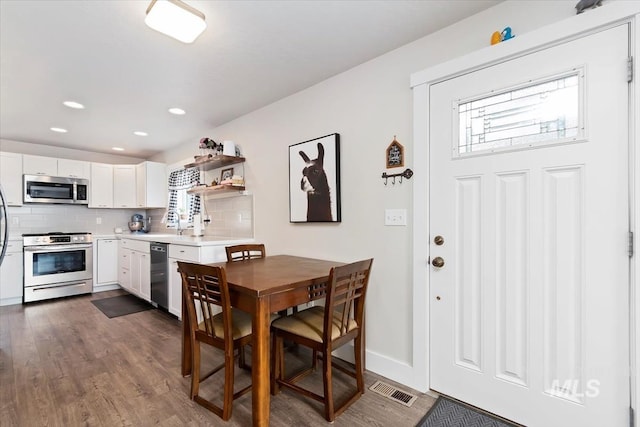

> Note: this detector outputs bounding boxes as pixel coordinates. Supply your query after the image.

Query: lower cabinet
[168,244,226,320]
[118,239,150,300]
[95,239,118,290]
[0,239,23,306]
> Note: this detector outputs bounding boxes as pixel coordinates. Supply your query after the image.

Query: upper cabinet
[23,155,90,179]
[89,163,114,208]
[0,152,23,206]
[136,161,166,208]
[23,154,57,176]
[57,159,90,179]
[113,165,137,208]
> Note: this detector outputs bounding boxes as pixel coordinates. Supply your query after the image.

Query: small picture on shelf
[221,167,234,182]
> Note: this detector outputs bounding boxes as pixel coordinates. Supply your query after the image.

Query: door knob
[431,257,445,268]
[434,235,444,246]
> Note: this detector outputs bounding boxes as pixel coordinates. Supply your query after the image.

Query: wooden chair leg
[323,351,334,422]
[222,346,235,421]
[191,340,201,399]
[354,334,364,393]
[271,332,278,394]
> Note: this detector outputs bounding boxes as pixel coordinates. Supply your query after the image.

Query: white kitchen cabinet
[118,242,132,293]
[113,165,136,208]
[0,152,23,206]
[119,239,150,301]
[23,155,91,179]
[136,161,166,208]
[57,158,90,179]
[94,239,118,290]
[22,154,57,176]
[0,240,23,306]
[168,244,226,319]
[90,163,113,208]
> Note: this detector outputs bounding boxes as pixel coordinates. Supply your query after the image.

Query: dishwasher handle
[151,244,167,252]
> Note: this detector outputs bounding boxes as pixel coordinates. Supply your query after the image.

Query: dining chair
[270,258,374,422]
[225,243,266,262]
[177,261,253,421]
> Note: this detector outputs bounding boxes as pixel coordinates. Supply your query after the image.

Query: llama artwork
[289,133,341,223]
[299,142,332,222]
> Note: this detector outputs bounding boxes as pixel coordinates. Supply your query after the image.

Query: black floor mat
[416,396,518,427]
[91,294,153,318]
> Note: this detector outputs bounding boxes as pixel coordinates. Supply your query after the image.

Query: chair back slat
[225,244,266,262]
[178,261,231,341]
[324,259,373,342]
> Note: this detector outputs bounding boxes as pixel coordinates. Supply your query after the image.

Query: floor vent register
[369,380,418,407]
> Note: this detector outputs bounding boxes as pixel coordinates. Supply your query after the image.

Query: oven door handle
[24,244,93,252]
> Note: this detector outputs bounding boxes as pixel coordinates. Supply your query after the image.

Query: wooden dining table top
[207,254,343,297]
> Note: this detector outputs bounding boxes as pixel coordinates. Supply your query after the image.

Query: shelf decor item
[220,167,234,182]
[289,133,341,223]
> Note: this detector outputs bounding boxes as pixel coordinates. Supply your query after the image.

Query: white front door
[429,25,630,427]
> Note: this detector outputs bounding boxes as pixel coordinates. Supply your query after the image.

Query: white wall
[151,0,579,385]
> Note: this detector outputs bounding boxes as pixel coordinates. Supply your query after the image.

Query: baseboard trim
[333,344,426,393]
[92,284,121,293]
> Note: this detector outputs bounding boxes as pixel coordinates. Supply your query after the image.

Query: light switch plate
[385,209,407,226]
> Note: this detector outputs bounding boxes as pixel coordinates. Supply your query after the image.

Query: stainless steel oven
[23,232,93,302]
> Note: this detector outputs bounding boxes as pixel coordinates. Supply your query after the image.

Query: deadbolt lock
[431,256,445,268]
[434,235,444,246]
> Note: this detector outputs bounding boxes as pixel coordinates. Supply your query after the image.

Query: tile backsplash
[6,205,138,238]
[147,195,253,238]
[5,195,253,239]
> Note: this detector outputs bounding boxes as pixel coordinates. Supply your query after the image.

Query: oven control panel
[23,233,92,246]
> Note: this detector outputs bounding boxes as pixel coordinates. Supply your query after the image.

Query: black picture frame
[289,133,341,223]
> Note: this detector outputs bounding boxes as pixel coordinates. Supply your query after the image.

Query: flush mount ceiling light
[50,127,68,133]
[145,0,206,44]
[133,131,148,136]
[112,147,125,151]
[168,107,186,115]
[63,101,84,109]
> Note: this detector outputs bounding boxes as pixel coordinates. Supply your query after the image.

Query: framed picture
[289,133,341,223]
[220,167,234,181]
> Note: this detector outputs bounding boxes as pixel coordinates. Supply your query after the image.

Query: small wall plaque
[386,136,404,168]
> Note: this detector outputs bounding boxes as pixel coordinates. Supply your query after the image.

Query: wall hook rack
[382,168,413,185]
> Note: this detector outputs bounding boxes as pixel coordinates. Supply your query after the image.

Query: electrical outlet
[96,217,102,225]
[385,209,407,226]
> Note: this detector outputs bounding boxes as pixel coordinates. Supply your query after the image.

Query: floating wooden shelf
[187,185,247,197]
[184,155,246,171]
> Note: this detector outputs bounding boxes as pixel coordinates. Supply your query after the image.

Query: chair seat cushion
[199,309,279,340]
[271,306,357,343]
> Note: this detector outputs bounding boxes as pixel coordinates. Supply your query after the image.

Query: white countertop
[103,232,253,247]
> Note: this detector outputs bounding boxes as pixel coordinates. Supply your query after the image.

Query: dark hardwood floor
[0,290,434,426]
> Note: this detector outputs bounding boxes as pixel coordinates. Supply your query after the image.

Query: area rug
[91,294,153,318]
[416,396,517,427]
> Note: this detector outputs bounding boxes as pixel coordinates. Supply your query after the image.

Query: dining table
[180,254,344,427]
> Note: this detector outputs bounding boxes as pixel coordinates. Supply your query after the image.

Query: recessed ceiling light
[112,147,125,151]
[50,127,68,133]
[63,101,85,109]
[168,107,186,115]
[133,131,148,136]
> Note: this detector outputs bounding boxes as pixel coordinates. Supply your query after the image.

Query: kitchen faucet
[167,209,184,235]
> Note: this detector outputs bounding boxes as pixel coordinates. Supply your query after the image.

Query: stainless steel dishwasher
[150,243,168,310]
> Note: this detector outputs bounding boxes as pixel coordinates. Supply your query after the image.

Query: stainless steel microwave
[23,175,89,204]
